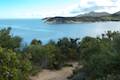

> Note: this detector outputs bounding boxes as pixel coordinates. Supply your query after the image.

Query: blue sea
[0,19,120,44]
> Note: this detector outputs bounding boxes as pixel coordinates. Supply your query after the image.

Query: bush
[25,42,64,70]
[0,47,31,80]
[0,27,22,50]
[57,37,80,61]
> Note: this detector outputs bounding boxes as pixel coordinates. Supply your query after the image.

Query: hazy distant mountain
[77,12,110,17]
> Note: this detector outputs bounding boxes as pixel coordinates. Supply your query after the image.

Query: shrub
[0,47,31,80]
[0,27,22,50]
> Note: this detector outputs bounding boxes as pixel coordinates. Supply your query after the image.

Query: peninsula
[43,11,120,24]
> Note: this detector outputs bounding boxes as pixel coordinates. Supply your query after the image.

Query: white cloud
[69,0,120,15]
[50,0,120,17]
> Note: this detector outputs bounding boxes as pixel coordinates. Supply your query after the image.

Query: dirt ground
[30,62,79,80]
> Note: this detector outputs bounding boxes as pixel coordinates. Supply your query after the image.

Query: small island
[43,11,120,24]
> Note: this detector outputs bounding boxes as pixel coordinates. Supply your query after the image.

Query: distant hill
[43,17,71,24]
[77,12,110,17]
[112,11,120,16]
[43,11,120,24]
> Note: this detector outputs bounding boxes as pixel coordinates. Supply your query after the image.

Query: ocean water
[0,19,120,44]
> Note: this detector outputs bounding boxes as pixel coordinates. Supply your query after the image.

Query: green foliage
[0,27,31,80]
[0,27,22,50]
[2,27,120,80]
[57,37,80,61]
[30,39,42,45]
[25,42,63,70]
[70,31,120,80]
[25,37,80,72]
[0,47,31,80]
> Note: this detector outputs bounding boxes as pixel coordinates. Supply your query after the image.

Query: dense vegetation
[0,28,31,80]
[0,27,80,79]
[70,31,120,80]
[25,37,80,73]
[1,27,120,80]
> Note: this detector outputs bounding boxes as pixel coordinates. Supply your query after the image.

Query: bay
[0,19,120,44]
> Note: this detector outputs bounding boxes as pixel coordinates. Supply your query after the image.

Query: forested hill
[43,11,120,24]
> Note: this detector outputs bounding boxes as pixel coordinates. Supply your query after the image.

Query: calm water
[0,19,120,44]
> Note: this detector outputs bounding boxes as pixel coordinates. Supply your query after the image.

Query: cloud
[69,0,120,15]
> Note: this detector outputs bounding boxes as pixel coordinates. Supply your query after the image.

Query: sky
[0,0,120,19]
